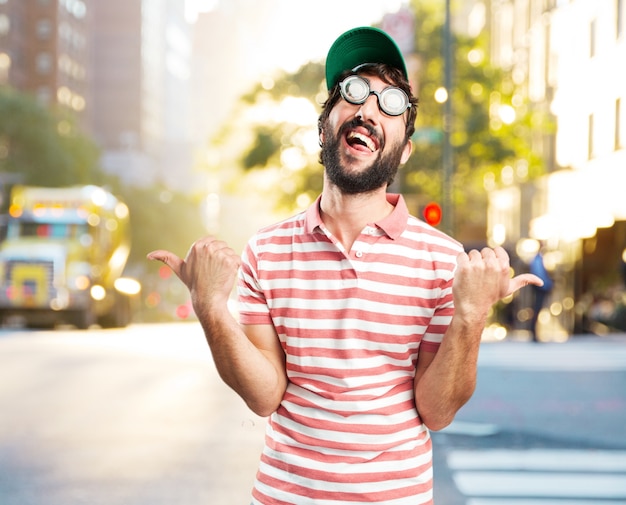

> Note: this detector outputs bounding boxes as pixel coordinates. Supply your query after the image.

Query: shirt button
[355,250,363,258]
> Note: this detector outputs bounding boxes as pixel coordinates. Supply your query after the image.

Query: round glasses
[339,75,411,117]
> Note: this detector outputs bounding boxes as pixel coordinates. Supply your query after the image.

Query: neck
[319,183,393,252]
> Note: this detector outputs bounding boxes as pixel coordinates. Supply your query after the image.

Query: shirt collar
[304,193,409,240]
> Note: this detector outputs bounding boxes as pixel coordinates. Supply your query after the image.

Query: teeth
[348,131,376,152]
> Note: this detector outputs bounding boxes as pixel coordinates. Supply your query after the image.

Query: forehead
[353,64,402,87]
[352,73,393,90]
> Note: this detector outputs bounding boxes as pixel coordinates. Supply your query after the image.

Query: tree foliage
[207,63,325,215]
[0,87,102,187]
[402,0,551,239]
[109,182,208,266]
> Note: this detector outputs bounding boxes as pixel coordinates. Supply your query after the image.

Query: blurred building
[0,0,198,192]
[0,0,91,127]
[190,4,244,146]
[487,0,626,337]
[189,0,284,144]
[91,0,196,191]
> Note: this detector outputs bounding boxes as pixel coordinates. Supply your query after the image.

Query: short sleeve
[237,239,272,325]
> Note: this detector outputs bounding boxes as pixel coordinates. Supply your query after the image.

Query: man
[149,26,542,505]
[529,245,553,341]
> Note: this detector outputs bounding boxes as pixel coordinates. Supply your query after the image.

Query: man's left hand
[453,246,543,324]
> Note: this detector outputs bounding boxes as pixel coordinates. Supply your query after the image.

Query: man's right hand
[147,237,241,312]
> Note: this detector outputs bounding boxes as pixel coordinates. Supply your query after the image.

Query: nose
[356,93,380,121]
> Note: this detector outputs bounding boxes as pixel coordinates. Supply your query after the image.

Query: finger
[454,252,468,275]
[490,247,512,275]
[480,247,496,259]
[493,246,510,264]
[147,249,185,279]
[188,237,232,258]
[467,249,482,261]
[480,247,501,269]
[508,273,545,295]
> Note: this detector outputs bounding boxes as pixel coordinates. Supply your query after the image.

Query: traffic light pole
[442,0,454,236]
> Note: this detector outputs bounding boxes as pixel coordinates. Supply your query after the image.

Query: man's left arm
[414,246,543,431]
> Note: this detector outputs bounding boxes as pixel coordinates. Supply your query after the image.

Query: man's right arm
[148,236,287,417]
[203,314,287,417]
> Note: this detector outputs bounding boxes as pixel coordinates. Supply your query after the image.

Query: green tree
[111,183,208,266]
[201,63,325,222]
[0,87,102,187]
[403,0,550,241]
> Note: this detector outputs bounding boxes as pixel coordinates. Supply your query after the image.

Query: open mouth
[345,127,379,153]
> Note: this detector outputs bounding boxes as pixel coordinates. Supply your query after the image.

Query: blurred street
[433,335,626,504]
[0,323,625,505]
[0,323,266,505]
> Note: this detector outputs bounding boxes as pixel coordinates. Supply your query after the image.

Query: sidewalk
[483,323,626,344]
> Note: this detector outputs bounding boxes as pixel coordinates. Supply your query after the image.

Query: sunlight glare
[277,97,318,126]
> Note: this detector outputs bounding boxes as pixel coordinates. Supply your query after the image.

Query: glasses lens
[339,76,410,116]
[380,88,409,116]
[341,76,369,104]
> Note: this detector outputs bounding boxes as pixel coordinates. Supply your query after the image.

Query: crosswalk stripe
[453,471,626,498]
[467,500,626,505]
[440,421,500,437]
[477,342,626,371]
[448,449,626,472]
[447,449,626,502]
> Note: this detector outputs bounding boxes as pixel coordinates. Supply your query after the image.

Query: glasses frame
[339,75,411,117]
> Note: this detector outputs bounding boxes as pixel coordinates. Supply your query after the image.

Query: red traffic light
[423,202,442,226]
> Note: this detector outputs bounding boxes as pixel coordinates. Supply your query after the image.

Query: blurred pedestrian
[621,248,626,287]
[529,246,553,341]
[148,26,543,505]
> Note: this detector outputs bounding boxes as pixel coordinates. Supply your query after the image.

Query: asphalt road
[0,323,266,505]
[1,323,625,505]
[433,335,626,504]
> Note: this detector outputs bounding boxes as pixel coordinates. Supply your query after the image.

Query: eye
[341,76,370,103]
[380,88,409,116]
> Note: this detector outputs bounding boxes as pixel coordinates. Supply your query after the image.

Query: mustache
[339,118,382,146]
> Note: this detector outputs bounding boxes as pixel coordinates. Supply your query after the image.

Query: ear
[400,140,413,165]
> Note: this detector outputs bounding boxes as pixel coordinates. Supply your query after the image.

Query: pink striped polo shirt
[238,193,462,505]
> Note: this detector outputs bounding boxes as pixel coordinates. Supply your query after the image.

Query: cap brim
[325,26,408,90]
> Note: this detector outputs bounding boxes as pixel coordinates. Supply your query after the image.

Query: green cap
[325,26,408,91]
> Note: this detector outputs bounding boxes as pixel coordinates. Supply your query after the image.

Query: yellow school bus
[0,185,140,328]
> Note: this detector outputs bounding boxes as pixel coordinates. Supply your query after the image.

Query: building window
[544,0,557,11]
[0,14,9,36]
[35,52,53,74]
[588,113,595,159]
[61,0,87,19]
[590,19,596,58]
[617,98,623,150]
[37,86,52,106]
[36,19,53,40]
[0,52,10,84]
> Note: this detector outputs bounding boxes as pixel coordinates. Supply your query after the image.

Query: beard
[320,118,406,195]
